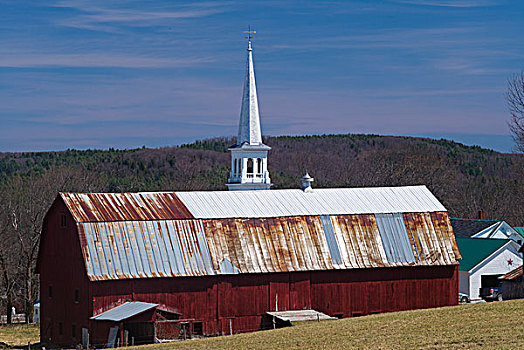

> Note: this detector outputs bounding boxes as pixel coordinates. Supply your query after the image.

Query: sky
[1,1,523,153]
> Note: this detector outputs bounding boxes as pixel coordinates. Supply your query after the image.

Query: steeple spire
[227,27,272,191]
[238,26,262,145]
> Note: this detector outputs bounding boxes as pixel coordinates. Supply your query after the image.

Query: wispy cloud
[0,53,213,68]
[51,1,233,32]
[393,0,497,7]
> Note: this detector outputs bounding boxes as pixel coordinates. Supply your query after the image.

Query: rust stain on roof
[76,212,459,281]
[500,265,523,280]
[61,192,194,222]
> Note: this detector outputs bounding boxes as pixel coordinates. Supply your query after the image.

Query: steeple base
[226,183,272,191]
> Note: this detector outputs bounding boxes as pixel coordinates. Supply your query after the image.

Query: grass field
[1,300,523,349]
[137,299,524,350]
[0,324,39,347]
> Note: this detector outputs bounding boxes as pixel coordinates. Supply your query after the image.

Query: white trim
[469,240,520,274]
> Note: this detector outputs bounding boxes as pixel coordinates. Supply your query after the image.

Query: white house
[456,237,522,300]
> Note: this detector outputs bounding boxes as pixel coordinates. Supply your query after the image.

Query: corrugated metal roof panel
[61,192,194,222]
[91,301,158,321]
[500,265,522,280]
[81,220,216,280]
[176,186,446,219]
[375,213,416,264]
[61,186,446,223]
[78,213,459,281]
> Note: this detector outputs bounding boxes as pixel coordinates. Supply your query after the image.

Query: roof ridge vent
[301,172,314,192]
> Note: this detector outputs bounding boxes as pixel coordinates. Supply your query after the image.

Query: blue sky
[1,1,523,153]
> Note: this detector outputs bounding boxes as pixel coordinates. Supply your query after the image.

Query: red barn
[37,185,460,347]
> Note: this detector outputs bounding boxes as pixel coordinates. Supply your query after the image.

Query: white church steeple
[227,28,272,191]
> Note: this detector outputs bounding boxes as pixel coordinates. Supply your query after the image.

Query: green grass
[136,300,524,350]
[0,324,39,347]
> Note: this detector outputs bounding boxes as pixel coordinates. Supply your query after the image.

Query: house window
[48,285,53,298]
[257,158,262,173]
[247,158,253,173]
[60,214,67,228]
[74,289,79,303]
[59,322,63,336]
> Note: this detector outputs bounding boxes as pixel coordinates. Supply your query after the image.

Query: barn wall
[38,198,92,347]
[86,265,458,346]
[501,277,524,300]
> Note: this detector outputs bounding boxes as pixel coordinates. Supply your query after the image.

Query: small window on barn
[48,285,53,298]
[74,289,79,303]
[193,322,203,336]
[59,322,63,336]
[60,214,67,228]
[72,324,76,339]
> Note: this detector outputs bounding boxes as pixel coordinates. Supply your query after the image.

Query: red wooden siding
[82,265,458,346]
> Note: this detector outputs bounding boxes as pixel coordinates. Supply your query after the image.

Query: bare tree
[507,71,524,153]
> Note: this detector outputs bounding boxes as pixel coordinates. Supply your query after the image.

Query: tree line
[0,133,522,324]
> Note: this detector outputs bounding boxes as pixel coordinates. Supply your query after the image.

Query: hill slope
[1,134,522,225]
[139,299,524,350]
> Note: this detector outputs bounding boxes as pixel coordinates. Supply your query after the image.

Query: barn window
[74,289,79,303]
[72,324,76,339]
[247,158,253,173]
[59,322,63,336]
[48,285,53,298]
[193,322,203,336]
[60,214,67,228]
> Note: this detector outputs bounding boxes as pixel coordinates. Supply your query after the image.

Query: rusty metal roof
[58,186,459,281]
[76,212,460,281]
[500,265,523,280]
[61,192,194,222]
[62,185,446,222]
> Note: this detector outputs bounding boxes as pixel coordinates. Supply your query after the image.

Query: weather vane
[243,25,256,41]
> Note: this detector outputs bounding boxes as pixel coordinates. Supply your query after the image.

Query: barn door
[290,272,311,310]
[269,274,289,311]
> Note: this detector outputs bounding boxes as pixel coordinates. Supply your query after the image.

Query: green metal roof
[456,237,510,272]
[514,227,524,238]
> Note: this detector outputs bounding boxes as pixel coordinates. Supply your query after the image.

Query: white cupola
[301,172,314,192]
[227,30,272,191]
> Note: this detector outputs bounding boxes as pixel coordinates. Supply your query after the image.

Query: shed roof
[61,185,446,222]
[500,265,523,280]
[90,301,158,321]
[455,237,509,271]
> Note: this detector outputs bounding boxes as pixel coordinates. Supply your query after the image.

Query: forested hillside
[0,134,522,323]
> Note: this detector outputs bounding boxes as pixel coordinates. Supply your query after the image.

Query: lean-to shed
[37,185,461,347]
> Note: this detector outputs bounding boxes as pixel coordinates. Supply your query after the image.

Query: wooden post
[229,318,233,335]
[28,342,31,350]
[131,337,134,346]
[272,315,276,329]
[124,330,129,347]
